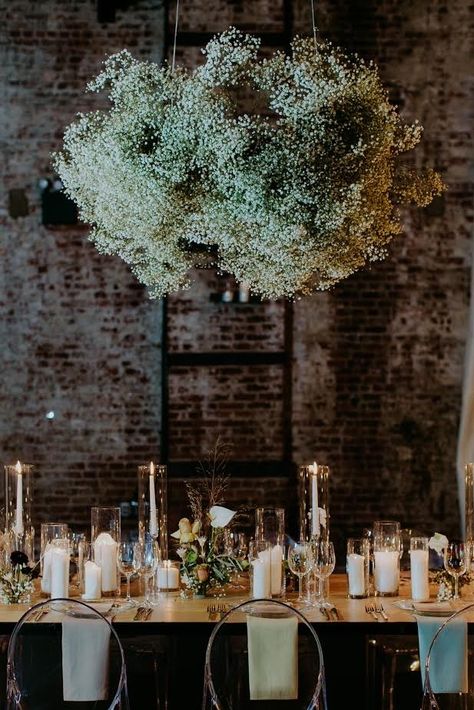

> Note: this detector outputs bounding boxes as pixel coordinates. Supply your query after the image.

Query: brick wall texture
[1,0,473,555]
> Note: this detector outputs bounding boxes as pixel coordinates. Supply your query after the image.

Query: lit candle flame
[15,460,22,474]
[150,461,155,476]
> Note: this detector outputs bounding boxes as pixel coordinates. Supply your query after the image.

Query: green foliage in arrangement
[54,28,444,299]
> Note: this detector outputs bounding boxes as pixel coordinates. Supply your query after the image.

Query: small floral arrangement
[172,441,248,597]
[54,28,444,300]
[0,551,37,604]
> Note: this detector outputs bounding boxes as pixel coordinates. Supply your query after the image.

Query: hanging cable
[310,0,318,53]
[171,0,180,72]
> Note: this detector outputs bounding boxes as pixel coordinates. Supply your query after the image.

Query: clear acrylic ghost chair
[202,598,328,709]
[421,602,474,710]
[6,598,129,709]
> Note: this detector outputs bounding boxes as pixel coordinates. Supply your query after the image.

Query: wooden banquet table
[0,574,472,709]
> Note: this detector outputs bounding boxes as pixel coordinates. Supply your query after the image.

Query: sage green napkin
[247,614,298,700]
[416,615,467,694]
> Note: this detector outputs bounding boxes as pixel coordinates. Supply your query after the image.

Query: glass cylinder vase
[346,538,370,599]
[91,506,120,596]
[299,463,330,541]
[465,463,474,543]
[373,520,401,597]
[4,462,34,557]
[410,536,430,602]
[138,462,168,560]
[40,522,68,596]
[252,508,285,597]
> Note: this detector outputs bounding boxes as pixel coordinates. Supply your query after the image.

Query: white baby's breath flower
[53,30,443,299]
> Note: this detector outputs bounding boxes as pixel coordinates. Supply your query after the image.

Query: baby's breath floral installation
[54,28,444,299]
[171,440,248,598]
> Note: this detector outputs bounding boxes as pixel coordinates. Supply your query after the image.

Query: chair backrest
[421,602,474,710]
[202,598,327,710]
[6,597,129,710]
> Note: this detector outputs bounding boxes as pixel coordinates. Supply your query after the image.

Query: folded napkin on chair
[62,617,111,701]
[247,614,298,700]
[416,615,468,694]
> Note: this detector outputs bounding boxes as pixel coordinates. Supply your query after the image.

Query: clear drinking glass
[133,539,160,606]
[287,540,313,607]
[444,541,469,600]
[313,539,336,608]
[118,542,137,607]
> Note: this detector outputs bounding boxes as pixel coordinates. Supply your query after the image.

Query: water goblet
[133,539,160,606]
[118,542,137,607]
[287,540,313,607]
[444,541,469,600]
[313,539,336,608]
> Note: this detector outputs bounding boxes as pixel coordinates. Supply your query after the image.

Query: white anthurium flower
[429,533,449,555]
[209,505,236,529]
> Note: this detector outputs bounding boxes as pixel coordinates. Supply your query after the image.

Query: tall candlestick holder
[4,461,35,560]
[91,506,120,596]
[299,463,330,541]
[138,462,168,560]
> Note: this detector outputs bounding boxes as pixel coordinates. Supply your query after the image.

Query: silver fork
[375,604,388,621]
[365,604,380,621]
[133,606,147,621]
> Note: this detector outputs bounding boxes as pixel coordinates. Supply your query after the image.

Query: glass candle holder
[346,538,370,598]
[91,506,120,596]
[40,523,68,596]
[4,462,33,539]
[155,560,180,594]
[298,463,330,541]
[373,520,401,596]
[254,508,285,597]
[80,542,103,601]
[255,507,285,545]
[410,536,430,601]
[138,462,168,560]
[50,539,70,600]
[249,540,272,598]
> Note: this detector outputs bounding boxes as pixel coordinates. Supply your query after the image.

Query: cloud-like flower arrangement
[54,28,444,299]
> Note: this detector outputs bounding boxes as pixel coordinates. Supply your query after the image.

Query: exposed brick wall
[0,0,473,555]
[0,1,165,529]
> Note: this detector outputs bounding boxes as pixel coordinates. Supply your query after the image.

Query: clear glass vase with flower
[171,441,249,598]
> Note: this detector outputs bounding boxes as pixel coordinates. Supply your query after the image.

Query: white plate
[393,600,455,617]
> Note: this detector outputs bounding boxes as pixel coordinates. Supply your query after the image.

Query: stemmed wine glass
[133,539,160,606]
[118,542,137,607]
[313,539,336,608]
[287,540,313,608]
[444,541,469,600]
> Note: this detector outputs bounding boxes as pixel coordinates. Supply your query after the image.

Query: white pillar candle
[374,550,399,593]
[149,462,158,538]
[347,553,366,596]
[94,532,118,592]
[410,549,430,601]
[251,558,271,598]
[51,546,70,599]
[14,461,24,536]
[41,544,53,594]
[311,463,319,537]
[270,544,283,596]
[157,561,179,590]
[83,560,102,600]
